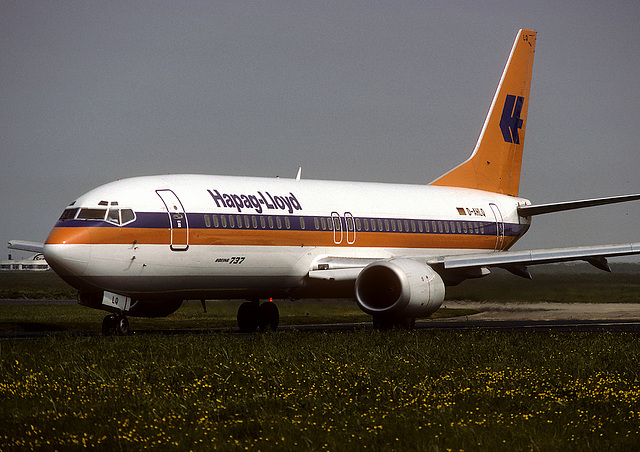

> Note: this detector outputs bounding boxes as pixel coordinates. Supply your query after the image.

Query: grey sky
[2,1,639,260]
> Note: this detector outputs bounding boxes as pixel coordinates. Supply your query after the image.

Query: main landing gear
[237,299,280,333]
[102,313,130,336]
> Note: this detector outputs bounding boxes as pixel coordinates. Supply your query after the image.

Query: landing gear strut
[237,300,279,333]
[102,313,130,336]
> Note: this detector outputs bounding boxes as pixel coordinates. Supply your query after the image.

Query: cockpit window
[58,206,135,225]
[107,209,120,224]
[77,208,107,220]
[59,208,79,221]
[106,208,136,225]
[121,209,135,224]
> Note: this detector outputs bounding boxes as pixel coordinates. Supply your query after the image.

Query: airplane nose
[44,243,90,278]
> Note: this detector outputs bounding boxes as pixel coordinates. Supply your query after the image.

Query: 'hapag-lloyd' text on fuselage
[208,189,302,214]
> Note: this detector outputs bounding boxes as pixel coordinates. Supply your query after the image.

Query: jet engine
[355,259,445,319]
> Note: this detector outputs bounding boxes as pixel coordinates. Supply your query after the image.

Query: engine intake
[355,259,445,318]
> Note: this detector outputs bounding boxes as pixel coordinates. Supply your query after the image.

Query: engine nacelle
[355,259,445,318]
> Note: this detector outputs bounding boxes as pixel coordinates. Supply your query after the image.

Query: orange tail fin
[430,29,536,196]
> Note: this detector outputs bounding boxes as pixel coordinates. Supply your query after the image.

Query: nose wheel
[237,300,279,332]
[102,313,130,336]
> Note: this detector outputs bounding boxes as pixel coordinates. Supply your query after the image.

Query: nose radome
[43,243,90,278]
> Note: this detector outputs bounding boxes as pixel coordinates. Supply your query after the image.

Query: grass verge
[1,330,640,450]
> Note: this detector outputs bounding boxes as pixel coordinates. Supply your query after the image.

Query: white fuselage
[43,174,531,300]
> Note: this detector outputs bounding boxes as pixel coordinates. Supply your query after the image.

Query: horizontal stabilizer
[518,194,640,217]
[8,240,45,254]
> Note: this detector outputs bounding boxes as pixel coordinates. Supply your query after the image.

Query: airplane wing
[308,242,640,282]
[8,240,45,254]
[428,242,640,278]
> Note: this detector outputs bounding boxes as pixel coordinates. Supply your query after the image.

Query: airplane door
[156,189,189,251]
[331,212,343,244]
[489,203,505,250]
[344,212,356,244]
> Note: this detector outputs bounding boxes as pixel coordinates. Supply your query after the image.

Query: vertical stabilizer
[430,29,536,196]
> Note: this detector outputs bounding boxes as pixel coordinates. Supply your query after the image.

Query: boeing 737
[9,29,640,334]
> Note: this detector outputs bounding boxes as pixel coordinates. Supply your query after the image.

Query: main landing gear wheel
[102,313,130,336]
[237,300,280,333]
[372,315,415,330]
[258,302,280,332]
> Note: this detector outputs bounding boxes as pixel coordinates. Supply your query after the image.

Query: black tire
[102,314,117,335]
[237,302,259,333]
[372,314,394,330]
[258,302,280,331]
[115,315,130,336]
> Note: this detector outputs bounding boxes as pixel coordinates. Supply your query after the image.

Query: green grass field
[1,268,640,450]
[2,331,640,450]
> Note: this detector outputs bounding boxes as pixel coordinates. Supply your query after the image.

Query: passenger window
[456,222,462,233]
[384,219,390,231]
[221,215,228,228]
[396,220,402,232]
[285,217,291,229]
[364,218,370,232]
[462,222,468,233]
[424,221,429,233]
[268,216,274,229]
[213,215,220,228]
[377,219,383,231]
[314,217,320,230]
[438,221,443,233]
[276,217,282,229]
[260,216,266,229]
[432,221,437,232]
[251,216,258,228]
[391,220,397,232]
[418,221,424,233]
[229,216,235,228]
[473,222,478,234]
[320,217,327,231]
[244,216,250,228]
[444,222,449,233]
[371,219,376,232]
[204,214,211,228]
[480,223,485,234]
[355,218,361,231]
[346,217,354,232]
[300,217,305,230]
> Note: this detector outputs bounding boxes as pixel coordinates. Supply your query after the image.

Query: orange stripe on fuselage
[46,226,517,250]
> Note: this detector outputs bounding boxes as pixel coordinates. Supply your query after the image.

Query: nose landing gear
[237,299,280,333]
[102,313,130,336]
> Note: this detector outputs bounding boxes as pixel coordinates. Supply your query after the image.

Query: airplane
[9,29,640,335]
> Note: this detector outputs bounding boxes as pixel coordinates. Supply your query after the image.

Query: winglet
[431,29,537,196]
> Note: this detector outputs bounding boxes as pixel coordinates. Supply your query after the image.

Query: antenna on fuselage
[296,167,302,181]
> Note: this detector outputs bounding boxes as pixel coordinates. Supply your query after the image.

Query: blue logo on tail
[499,95,524,144]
